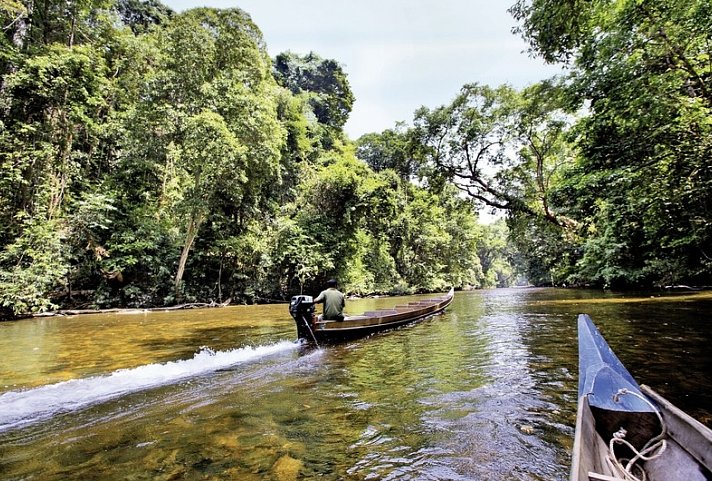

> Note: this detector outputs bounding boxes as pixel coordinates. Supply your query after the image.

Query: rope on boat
[604,388,668,481]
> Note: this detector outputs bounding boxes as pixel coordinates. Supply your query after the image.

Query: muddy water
[1,288,710,480]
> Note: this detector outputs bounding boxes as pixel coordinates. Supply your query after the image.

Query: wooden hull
[572,315,712,481]
[296,288,454,344]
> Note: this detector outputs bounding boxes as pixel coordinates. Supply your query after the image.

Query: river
[1,288,711,480]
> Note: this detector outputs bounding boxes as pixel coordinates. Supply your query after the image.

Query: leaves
[512,0,712,288]
[16,0,707,314]
[273,51,354,130]
[0,214,68,314]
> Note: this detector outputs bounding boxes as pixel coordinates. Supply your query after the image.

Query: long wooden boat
[289,288,454,345]
[572,314,712,481]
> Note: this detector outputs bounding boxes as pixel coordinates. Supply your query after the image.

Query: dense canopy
[0,0,709,317]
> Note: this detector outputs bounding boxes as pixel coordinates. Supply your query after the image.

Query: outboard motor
[289,295,317,343]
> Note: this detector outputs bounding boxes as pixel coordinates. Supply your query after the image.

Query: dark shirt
[314,287,345,320]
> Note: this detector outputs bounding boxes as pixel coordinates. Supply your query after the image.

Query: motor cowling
[289,295,315,319]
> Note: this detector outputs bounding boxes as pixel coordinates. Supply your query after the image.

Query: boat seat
[588,473,626,481]
[362,310,399,316]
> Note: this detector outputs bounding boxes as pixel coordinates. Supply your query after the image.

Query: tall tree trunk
[68,3,76,47]
[217,257,223,303]
[174,212,204,300]
[2,0,31,95]
[47,96,73,219]
[10,0,31,50]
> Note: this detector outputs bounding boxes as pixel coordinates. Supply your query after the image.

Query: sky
[161,0,563,139]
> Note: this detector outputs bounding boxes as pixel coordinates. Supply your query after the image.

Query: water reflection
[0,288,710,480]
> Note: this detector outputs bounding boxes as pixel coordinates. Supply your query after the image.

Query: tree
[477,220,515,287]
[411,82,577,228]
[0,44,112,220]
[355,124,419,180]
[512,0,712,286]
[0,213,67,315]
[509,0,596,65]
[273,51,354,132]
[171,111,246,297]
[0,10,134,312]
[114,0,173,34]
[436,187,486,288]
[1,0,113,51]
[109,7,286,302]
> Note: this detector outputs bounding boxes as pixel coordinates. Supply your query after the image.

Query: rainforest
[1,0,710,317]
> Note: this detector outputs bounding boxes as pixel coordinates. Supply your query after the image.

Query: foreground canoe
[289,288,454,344]
[572,314,712,481]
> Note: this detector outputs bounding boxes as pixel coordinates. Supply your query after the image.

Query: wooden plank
[570,396,587,481]
[571,396,614,481]
[645,439,711,481]
[587,473,625,481]
[641,385,712,471]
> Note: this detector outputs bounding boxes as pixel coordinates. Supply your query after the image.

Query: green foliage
[109,7,287,300]
[274,148,486,296]
[0,213,68,314]
[1,43,113,219]
[272,215,334,295]
[509,0,596,64]
[0,0,25,15]
[101,208,178,306]
[178,111,248,212]
[510,0,712,288]
[506,213,575,286]
[355,124,418,180]
[273,51,354,130]
[0,0,114,51]
[291,151,370,287]
[410,82,577,228]
[2,0,609,317]
[477,220,515,288]
[574,202,647,288]
[114,0,173,34]
[273,51,354,151]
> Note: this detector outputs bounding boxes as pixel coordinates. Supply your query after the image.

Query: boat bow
[572,314,712,481]
[578,314,655,413]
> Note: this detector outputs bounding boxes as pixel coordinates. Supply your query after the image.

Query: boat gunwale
[313,288,454,333]
[313,288,455,342]
[641,384,712,473]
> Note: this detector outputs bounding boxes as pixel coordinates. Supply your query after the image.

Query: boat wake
[0,340,300,432]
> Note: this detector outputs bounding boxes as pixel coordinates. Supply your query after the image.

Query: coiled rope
[604,388,668,481]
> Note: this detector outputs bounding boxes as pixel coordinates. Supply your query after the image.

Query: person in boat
[314,278,345,321]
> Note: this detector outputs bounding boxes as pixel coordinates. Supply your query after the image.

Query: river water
[1,288,711,480]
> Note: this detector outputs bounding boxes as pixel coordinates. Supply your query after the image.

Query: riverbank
[2,287,460,321]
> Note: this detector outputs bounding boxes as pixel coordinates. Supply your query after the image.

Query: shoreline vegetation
[1,2,710,320]
[30,299,234,319]
[3,285,708,322]
[0,289,435,321]
[15,286,461,320]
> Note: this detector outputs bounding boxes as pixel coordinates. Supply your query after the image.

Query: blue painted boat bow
[578,314,656,413]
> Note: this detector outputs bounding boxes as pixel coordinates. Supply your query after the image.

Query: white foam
[0,340,299,432]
